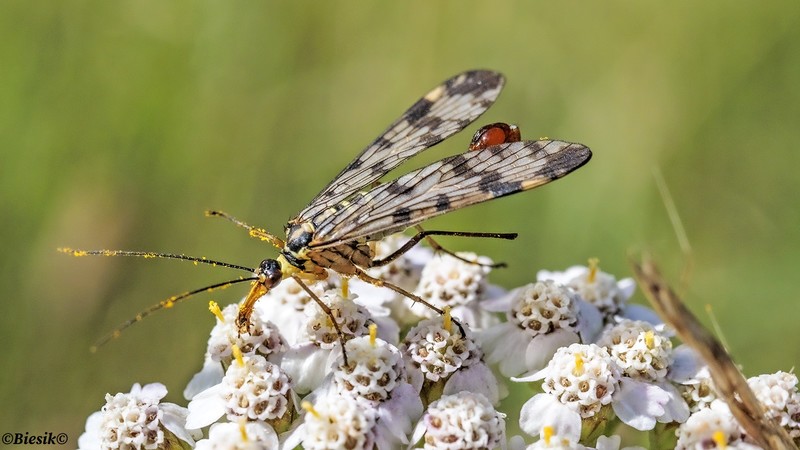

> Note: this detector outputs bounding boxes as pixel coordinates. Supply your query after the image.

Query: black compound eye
[258,259,283,284]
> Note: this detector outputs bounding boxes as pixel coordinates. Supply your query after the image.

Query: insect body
[233,70,592,331]
[63,70,592,352]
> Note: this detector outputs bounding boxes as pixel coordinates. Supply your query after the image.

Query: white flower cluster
[675,371,800,449]
[77,236,797,450]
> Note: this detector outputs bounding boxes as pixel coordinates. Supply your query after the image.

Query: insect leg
[354,268,467,337]
[412,225,513,268]
[291,275,349,366]
[369,229,517,268]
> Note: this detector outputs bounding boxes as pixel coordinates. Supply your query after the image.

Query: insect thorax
[282,221,374,276]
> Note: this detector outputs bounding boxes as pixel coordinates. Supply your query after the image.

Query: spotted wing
[310,140,592,247]
[294,70,505,223]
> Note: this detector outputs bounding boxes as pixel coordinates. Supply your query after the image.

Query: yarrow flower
[516,341,690,441]
[410,391,506,450]
[412,252,504,329]
[76,234,798,450]
[678,366,718,413]
[747,371,800,439]
[280,288,398,394]
[185,302,287,400]
[283,396,378,450]
[186,350,294,431]
[334,330,407,403]
[78,383,199,450]
[538,260,658,324]
[481,280,603,377]
[596,319,691,427]
[402,313,500,405]
[302,326,423,448]
[517,343,620,439]
[194,421,279,450]
[253,277,337,345]
[675,399,755,450]
[597,319,673,381]
[509,431,641,450]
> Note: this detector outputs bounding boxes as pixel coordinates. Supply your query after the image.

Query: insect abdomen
[308,242,373,274]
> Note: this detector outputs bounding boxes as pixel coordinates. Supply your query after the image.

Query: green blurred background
[2,1,799,445]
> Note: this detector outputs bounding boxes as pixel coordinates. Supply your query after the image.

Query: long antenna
[59,246,259,350]
[58,248,254,273]
[90,276,257,352]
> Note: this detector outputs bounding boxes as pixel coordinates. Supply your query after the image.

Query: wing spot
[478,171,502,191]
[406,98,434,123]
[446,71,502,96]
[449,155,476,177]
[484,181,523,197]
[386,180,412,195]
[422,116,444,132]
[369,159,388,174]
[435,194,451,212]
[392,207,412,224]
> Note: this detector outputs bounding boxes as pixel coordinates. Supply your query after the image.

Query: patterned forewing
[294,70,505,222]
[310,140,592,247]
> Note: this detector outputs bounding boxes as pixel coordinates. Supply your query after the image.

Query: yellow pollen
[341,277,350,298]
[248,229,262,240]
[232,344,244,367]
[301,401,321,419]
[209,301,225,322]
[543,426,554,445]
[712,430,727,448]
[163,297,175,309]
[238,417,248,442]
[369,323,377,347]
[587,257,599,283]
[59,247,88,257]
[573,353,585,376]
[443,306,452,333]
[645,330,655,349]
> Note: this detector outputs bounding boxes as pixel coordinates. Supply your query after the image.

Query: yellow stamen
[301,401,321,419]
[232,344,244,367]
[644,330,655,349]
[238,417,248,442]
[341,277,350,298]
[573,353,585,376]
[587,257,599,283]
[369,323,377,347]
[443,306,452,333]
[542,426,554,445]
[209,301,225,322]
[712,430,727,448]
